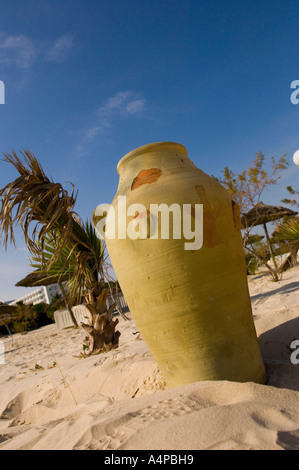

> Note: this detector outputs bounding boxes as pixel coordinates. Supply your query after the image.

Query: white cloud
[97,91,146,126]
[104,91,132,110]
[0,32,75,70]
[75,126,101,156]
[0,33,37,69]
[126,99,146,114]
[75,91,147,157]
[83,126,101,142]
[44,34,75,63]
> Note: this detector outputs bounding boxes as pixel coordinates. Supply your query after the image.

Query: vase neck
[117,142,194,177]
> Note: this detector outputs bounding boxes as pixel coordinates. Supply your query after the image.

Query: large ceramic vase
[96,142,266,388]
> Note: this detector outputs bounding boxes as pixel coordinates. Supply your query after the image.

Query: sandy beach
[0,265,298,450]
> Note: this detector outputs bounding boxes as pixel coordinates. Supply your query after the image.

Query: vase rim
[117,141,188,174]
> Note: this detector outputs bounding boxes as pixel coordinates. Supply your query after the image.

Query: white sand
[0,266,298,450]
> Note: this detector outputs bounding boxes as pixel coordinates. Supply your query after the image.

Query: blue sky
[0,0,299,302]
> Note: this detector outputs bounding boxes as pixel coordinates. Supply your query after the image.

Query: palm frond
[274,217,299,242]
[0,150,78,253]
[30,222,106,306]
[1,150,109,307]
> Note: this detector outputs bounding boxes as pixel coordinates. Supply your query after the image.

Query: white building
[9,284,61,306]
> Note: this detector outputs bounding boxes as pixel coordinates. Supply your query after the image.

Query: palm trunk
[263,222,279,281]
[80,287,120,356]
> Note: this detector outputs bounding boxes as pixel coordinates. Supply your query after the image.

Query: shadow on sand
[251,281,299,304]
[259,316,299,393]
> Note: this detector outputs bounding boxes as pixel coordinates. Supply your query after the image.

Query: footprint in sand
[74,393,206,450]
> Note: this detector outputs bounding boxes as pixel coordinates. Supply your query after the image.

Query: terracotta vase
[94,142,266,388]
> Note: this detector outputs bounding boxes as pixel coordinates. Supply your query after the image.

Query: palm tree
[273,217,299,272]
[241,202,297,281]
[30,223,107,305]
[0,150,121,354]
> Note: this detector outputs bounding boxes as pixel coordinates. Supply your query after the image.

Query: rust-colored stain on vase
[195,185,222,248]
[232,201,242,231]
[131,168,162,191]
[133,209,150,219]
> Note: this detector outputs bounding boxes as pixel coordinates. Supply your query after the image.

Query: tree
[273,186,299,271]
[217,152,289,214]
[0,150,121,354]
[216,152,290,281]
[273,182,299,271]
[282,186,299,209]
[30,225,122,355]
